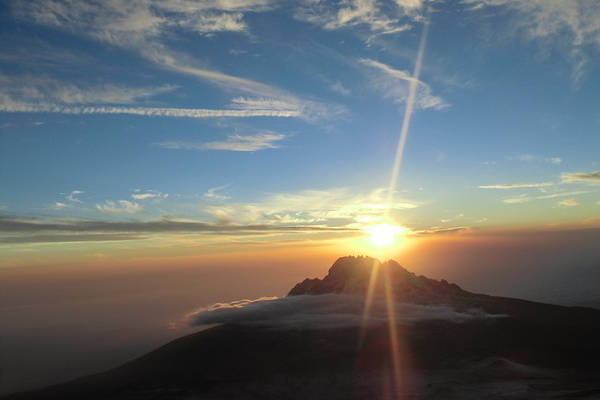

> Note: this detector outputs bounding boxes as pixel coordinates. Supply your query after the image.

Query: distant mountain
[289,256,467,302]
[5,256,600,399]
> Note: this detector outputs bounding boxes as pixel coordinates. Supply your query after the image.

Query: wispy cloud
[440,213,464,223]
[561,171,600,185]
[503,195,530,204]
[13,0,344,119]
[479,182,554,189]
[557,198,579,207]
[412,226,470,235]
[330,81,351,96]
[51,202,67,210]
[96,200,143,215]
[537,191,590,200]
[1,101,303,119]
[463,0,600,81]
[158,132,286,152]
[502,190,594,205]
[66,190,84,203]
[0,233,144,244]
[508,154,563,164]
[131,191,168,200]
[294,0,422,35]
[0,74,176,105]
[547,157,562,165]
[203,185,231,201]
[0,76,342,121]
[0,217,356,234]
[360,58,448,110]
[229,97,342,122]
[15,0,278,44]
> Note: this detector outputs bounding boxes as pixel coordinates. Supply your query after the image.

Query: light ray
[383,264,402,396]
[359,258,381,345]
[386,18,431,208]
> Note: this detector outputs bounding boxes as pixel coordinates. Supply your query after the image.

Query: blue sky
[1,0,599,256]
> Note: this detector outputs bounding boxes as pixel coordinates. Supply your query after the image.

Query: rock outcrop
[288,256,467,305]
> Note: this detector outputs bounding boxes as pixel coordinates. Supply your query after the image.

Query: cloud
[360,58,448,110]
[508,154,563,164]
[188,294,504,329]
[502,195,530,204]
[0,101,303,119]
[0,233,144,244]
[15,0,278,44]
[412,226,470,235]
[203,185,231,201]
[0,77,342,121]
[561,171,600,185]
[537,191,591,200]
[294,0,422,35]
[463,0,600,81]
[131,191,168,200]
[479,182,554,189]
[547,157,562,165]
[12,1,349,126]
[96,200,143,215]
[509,153,536,162]
[228,97,346,122]
[205,187,419,226]
[0,217,358,233]
[330,81,351,96]
[0,74,176,105]
[557,198,579,207]
[499,190,593,205]
[158,132,286,152]
[13,0,339,116]
[177,12,247,33]
[0,186,418,241]
[51,202,67,210]
[440,213,464,223]
[0,186,422,243]
[145,48,289,98]
[66,190,83,203]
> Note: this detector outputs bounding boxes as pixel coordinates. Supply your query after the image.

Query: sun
[366,223,406,248]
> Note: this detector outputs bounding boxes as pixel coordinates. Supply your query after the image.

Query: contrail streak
[386,18,430,208]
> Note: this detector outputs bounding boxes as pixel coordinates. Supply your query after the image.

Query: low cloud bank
[188,294,504,329]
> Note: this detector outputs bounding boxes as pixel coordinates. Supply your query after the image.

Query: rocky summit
[288,256,468,304]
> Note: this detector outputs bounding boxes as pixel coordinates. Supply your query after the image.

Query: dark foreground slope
[5,256,600,399]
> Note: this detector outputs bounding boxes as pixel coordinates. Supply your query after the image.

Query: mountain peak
[288,256,467,304]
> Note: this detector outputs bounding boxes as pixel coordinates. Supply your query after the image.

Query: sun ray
[383,264,403,396]
[359,258,381,346]
[386,17,431,210]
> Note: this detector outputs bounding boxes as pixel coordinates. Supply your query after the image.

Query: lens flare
[367,223,407,248]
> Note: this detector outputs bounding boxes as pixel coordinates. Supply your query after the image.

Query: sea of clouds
[188,294,505,329]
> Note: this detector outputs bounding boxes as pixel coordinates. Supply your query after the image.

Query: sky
[1,1,600,393]
[1,0,600,268]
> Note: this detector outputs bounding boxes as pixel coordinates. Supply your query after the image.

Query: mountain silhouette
[290,256,471,300]
[4,256,600,399]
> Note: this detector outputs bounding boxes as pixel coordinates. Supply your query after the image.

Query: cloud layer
[188,294,504,329]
